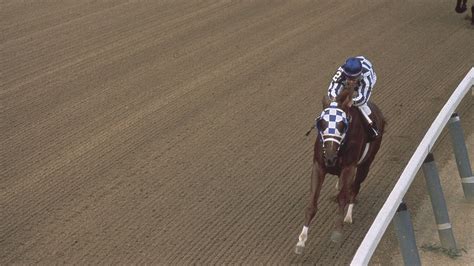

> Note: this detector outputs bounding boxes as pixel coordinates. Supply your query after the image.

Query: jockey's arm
[352,86,368,106]
[352,74,372,106]
[327,67,345,99]
[328,81,343,100]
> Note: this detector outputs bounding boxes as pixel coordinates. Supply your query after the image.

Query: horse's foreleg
[343,165,360,224]
[296,163,325,254]
[331,165,356,242]
[295,226,308,255]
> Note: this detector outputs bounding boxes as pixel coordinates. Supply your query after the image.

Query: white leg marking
[344,203,354,223]
[297,226,309,247]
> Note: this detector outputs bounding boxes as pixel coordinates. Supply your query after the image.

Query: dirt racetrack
[1,0,473,264]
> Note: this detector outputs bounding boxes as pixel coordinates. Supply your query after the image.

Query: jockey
[327,56,379,140]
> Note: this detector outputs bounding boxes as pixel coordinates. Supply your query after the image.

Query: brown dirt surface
[1,1,473,264]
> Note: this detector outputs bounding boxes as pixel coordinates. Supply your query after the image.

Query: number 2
[332,70,342,82]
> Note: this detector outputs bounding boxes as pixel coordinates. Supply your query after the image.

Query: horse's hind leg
[353,133,383,199]
[353,163,370,200]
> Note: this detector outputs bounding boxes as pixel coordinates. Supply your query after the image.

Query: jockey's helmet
[342,57,362,79]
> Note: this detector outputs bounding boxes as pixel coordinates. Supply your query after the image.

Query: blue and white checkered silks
[317,102,349,144]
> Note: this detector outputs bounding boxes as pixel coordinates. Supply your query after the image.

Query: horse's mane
[324,86,387,137]
[335,87,354,109]
[322,87,354,110]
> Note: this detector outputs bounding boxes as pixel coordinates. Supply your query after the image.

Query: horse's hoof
[330,230,343,242]
[295,245,305,255]
[455,5,467,13]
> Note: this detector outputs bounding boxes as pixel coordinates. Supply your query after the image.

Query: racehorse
[295,86,386,254]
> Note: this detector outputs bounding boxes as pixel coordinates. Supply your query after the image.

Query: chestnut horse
[295,86,386,254]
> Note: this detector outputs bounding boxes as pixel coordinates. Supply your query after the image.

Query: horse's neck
[348,105,360,120]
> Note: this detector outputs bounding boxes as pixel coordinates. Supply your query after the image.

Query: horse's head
[316,95,351,167]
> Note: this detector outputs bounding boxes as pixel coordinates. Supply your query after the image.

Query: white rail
[351,67,474,266]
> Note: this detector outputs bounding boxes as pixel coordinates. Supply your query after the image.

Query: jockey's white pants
[357,103,373,124]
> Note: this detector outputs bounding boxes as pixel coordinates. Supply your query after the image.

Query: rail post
[392,202,421,266]
[447,113,474,200]
[422,153,457,250]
